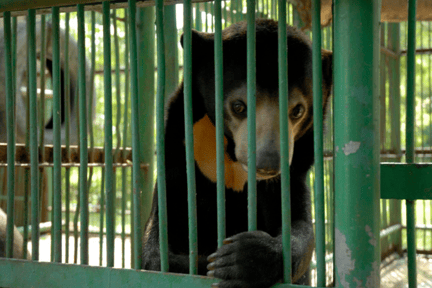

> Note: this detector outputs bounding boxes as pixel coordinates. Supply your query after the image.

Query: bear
[141,18,332,288]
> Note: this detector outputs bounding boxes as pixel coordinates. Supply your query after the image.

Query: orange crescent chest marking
[192,115,248,192]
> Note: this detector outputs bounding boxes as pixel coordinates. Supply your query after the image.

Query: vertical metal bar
[247,0,257,232]
[333,0,380,286]
[195,3,202,31]
[113,9,122,159]
[128,0,143,270]
[77,4,89,265]
[388,23,402,254]
[121,8,130,269]
[52,6,62,263]
[3,11,15,259]
[26,9,40,261]
[103,1,115,268]
[99,168,105,266]
[164,5,178,99]
[214,0,225,248]
[137,6,155,239]
[406,0,417,286]
[312,0,325,285]
[183,0,198,274]
[278,0,291,283]
[64,12,71,264]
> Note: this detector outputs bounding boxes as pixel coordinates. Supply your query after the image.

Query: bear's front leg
[206,231,283,288]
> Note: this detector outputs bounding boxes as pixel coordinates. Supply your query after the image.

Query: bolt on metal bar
[3,11,15,259]
[103,0,115,268]
[64,11,71,263]
[128,0,143,270]
[278,0,291,283]
[333,0,380,286]
[247,0,257,232]
[183,0,198,274]
[406,0,417,286]
[312,0,325,285]
[52,6,62,263]
[214,0,225,248]
[77,3,89,265]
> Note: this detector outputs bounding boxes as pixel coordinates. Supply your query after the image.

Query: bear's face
[188,19,332,189]
[223,83,311,179]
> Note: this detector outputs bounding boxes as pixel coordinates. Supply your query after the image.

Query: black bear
[142,19,332,287]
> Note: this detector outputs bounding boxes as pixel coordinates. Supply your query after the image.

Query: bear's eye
[291,104,305,119]
[232,101,247,115]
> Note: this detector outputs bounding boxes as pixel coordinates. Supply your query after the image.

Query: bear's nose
[256,150,280,175]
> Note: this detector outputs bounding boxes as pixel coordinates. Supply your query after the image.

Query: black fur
[142,19,332,288]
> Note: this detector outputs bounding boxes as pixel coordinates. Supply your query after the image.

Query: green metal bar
[64,12,71,264]
[0,258,327,288]
[312,0,325,285]
[26,9,40,261]
[99,168,105,266]
[121,8,130,269]
[278,0,291,283]
[333,0,380,286]
[113,9,122,159]
[195,3,202,30]
[164,5,178,99]
[183,0,198,274]
[77,4,89,265]
[52,6,62,263]
[406,0,417,285]
[103,1,115,268]
[3,11,15,259]
[214,0,225,248]
[136,6,155,241]
[247,0,257,232]
[128,0,142,269]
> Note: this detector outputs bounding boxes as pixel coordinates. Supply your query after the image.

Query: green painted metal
[406,0,417,285]
[52,6,62,263]
[278,0,291,283]
[0,258,325,288]
[333,0,380,287]
[247,0,257,232]
[183,0,199,274]
[156,0,169,272]
[102,1,115,268]
[128,0,142,270]
[3,10,15,259]
[214,0,225,248]
[28,10,39,261]
[121,8,130,269]
[195,3,202,30]
[99,168,105,266]
[381,164,432,200]
[64,12,71,264]
[77,4,89,265]
[312,0,325,285]
[39,14,46,158]
[388,22,402,253]
[164,5,178,99]
[136,6,155,236]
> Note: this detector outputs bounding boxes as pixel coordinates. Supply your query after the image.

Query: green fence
[0,0,431,287]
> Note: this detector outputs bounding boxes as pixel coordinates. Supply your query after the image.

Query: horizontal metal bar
[381,163,432,200]
[0,0,212,15]
[401,48,432,55]
[0,162,140,168]
[0,143,135,165]
[0,259,320,288]
[380,224,402,238]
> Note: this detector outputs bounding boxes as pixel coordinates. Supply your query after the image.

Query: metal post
[333,0,381,286]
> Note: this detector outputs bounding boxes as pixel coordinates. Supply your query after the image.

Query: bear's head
[184,19,332,190]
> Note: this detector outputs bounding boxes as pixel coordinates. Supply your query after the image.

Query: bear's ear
[321,49,333,91]
[180,30,214,50]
